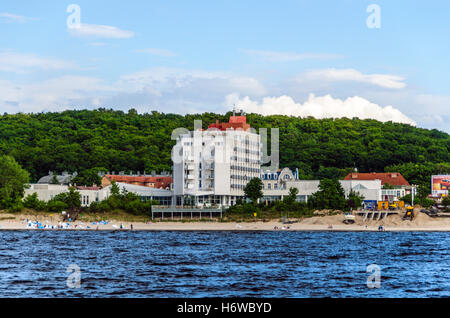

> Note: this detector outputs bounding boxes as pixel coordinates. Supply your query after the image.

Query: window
[268,183,271,190]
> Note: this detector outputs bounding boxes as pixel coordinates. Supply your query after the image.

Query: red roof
[105,175,172,189]
[76,186,100,191]
[344,172,410,187]
[208,116,251,131]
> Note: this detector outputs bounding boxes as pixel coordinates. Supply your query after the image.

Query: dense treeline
[0,109,449,184]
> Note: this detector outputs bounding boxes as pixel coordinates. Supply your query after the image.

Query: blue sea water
[0,231,448,298]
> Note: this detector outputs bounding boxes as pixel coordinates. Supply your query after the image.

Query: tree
[401,193,420,205]
[0,155,30,209]
[244,178,263,204]
[110,181,120,197]
[309,179,347,210]
[283,187,299,206]
[23,193,47,211]
[347,190,364,210]
[72,167,106,186]
[51,187,81,209]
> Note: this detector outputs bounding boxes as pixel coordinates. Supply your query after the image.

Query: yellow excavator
[403,206,414,221]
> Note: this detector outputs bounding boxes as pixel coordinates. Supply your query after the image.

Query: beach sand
[1,210,450,231]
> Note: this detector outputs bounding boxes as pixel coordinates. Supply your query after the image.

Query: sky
[0,0,449,132]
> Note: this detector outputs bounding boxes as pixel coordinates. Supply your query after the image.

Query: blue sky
[0,0,449,132]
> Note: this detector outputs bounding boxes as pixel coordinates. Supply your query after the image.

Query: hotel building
[172,112,262,207]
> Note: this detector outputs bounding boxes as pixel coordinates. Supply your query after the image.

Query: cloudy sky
[1,0,449,132]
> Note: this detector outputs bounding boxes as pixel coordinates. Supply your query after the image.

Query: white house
[261,168,382,203]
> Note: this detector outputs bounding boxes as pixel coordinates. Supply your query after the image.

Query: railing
[152,206,223,213]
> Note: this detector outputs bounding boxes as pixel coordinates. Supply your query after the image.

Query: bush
[8,200,24,213]
[421,198,434,208]
[442,196,450,207]
[23,193,46,211]
[401,194,421,205]
[309,179,347,210]
[46,200,68,212]
[227,202,258,215]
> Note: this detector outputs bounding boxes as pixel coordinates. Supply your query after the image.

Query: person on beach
[131,224,133,231]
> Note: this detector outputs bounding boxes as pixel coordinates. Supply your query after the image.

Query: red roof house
[102,175,173,189]
[344,172,410,187]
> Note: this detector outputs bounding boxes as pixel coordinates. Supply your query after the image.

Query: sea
[0,231,448,298]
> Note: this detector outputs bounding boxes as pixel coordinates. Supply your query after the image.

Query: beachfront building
[24,184,110,207]
[344,172,411,202]
[172,112,262,207]
[114,182,173,206]
[261,168,383,204]
[24,182,173,207]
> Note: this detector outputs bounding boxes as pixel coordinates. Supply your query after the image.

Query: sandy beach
[1,210,450,231]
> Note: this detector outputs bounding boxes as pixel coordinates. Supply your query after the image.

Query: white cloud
[0,75,115,113]
[0,51,78,73]
[0,68,267,115]
[225,93,416,125]
[90,42,108,47]
[0,12,37,23]
[135,48,177,57]
[118,67,266,97]
[68,23,134,39]
[242,49,341,62]
[300,68,406,89]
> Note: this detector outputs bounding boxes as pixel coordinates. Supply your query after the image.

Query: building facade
[261,168,383,204]
[344,172,411,202]
[173,113,261,207]
[24,182,173,207]
[24,184,110,207]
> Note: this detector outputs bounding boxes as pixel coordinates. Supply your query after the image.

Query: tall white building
[173,113,261,207]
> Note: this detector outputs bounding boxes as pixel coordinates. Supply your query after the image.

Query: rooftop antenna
[232,104,237,116]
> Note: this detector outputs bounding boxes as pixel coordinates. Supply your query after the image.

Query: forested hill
[0,108,449,182]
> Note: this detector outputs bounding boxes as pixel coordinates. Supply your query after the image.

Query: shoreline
[1,210,450,232]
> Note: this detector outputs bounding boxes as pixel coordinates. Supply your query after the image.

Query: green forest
[0,108,449,187]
